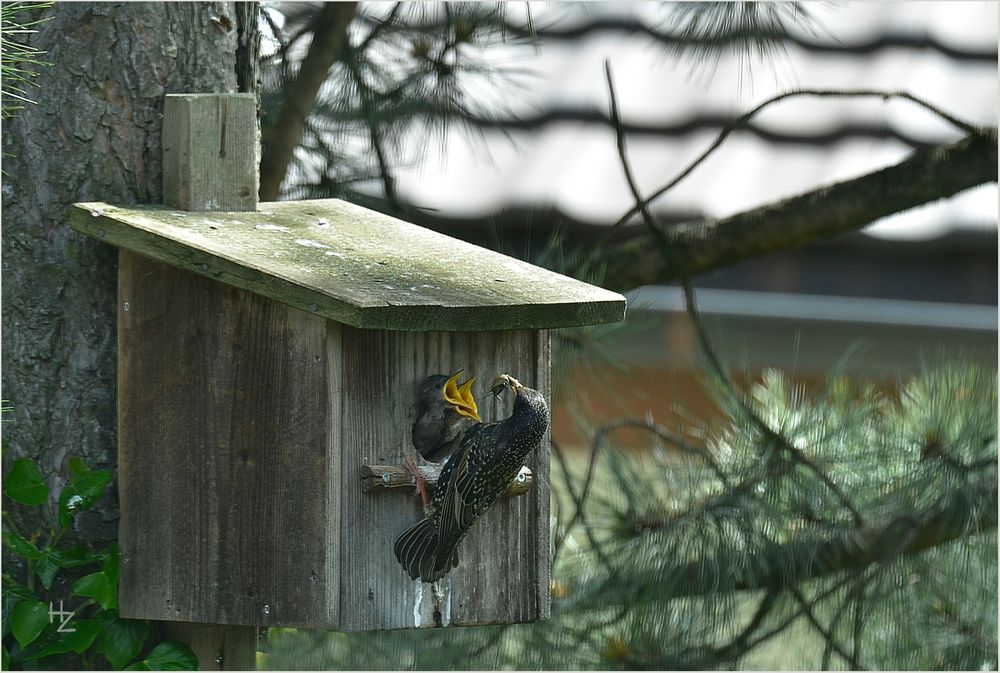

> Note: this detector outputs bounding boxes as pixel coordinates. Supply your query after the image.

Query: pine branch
[599,128,997,290]
[342,46,400,210]
[682,281,866,526]
[669,473,997,598]
[355,14,999,63]
[259,2,357,201]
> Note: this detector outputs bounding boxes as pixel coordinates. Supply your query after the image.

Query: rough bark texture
[2,2,239,544]
[600,129,998,290]
[235,2,262,96]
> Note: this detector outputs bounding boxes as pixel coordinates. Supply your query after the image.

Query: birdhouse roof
[70,199,626,331]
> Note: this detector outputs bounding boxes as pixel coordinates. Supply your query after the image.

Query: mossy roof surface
[70,199,626,331]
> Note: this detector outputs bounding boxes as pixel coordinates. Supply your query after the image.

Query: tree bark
[600,129,998,290]
[2,2,239,544]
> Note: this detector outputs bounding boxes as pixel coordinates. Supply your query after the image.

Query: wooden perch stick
[361,463,533,497]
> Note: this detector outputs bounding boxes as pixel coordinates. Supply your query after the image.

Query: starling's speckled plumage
[395,374,548,583]
[412,371,481,462]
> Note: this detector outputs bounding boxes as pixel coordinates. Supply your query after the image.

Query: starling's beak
[456,378,481,422]
[443,370,481,422]
[490,374,522,398]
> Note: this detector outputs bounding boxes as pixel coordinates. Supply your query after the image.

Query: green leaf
[2,644,9,670]
[95,611,149,670]
[29,618,100,658]
[125,662,151,671]
[140,641,198,671]
[58,469,112,528]
[11,599,49,648]
[2,574,34,603]
[2,530,42,560]
[51,543,104,568]
[73,571,116,610]
[68,456,89,475]
[5,458,48,505]
[35,555,60,590]
[3,592,24,638]
[2,602,15,638]
[102,543,120,585]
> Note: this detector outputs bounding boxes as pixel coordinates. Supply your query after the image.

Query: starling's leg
[402,456,429,508]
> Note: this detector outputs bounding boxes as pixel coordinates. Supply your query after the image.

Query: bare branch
[603,89,982,241]
[550,436,620,581]
[433,107,954,150]
[790,585,863,669]
[259,2,357,201]
[600,129,997,290]
[604,60,658,238]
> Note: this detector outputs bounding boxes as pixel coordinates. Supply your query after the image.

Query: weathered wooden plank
[447,331,550,626]
[324,321,343,628]
[118,252,335,629]
[337,327,550,631]
[163,623,259,671]
[533,330,553,621]
[126,92,271,670]
[163,94,258,211]
[69,199,626,332]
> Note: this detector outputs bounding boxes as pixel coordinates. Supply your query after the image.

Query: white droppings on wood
[295,238,331,249]
[443,576,452,626]
[413,580,423,627]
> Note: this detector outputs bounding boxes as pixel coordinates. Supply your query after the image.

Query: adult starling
[411,370,481,462]
[394,374,549,583]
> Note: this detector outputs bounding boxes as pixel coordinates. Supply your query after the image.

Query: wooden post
[146,93,259,669]
[162,94,258,211]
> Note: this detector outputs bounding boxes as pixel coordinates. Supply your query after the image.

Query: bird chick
[395,373,549,583]
[411,370,481,462]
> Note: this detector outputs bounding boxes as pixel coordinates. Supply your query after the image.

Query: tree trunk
[2,2,240,544]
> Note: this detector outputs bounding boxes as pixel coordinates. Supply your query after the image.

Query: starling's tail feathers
[394,518,459,583]
[394,517,435,581]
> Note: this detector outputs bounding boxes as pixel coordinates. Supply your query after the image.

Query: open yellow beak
[442,370,481,422]
[456,378,480,422]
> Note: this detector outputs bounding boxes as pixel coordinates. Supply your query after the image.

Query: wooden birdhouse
[69,94,625,632]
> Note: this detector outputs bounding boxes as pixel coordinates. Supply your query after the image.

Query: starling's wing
[434,422,504,563]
